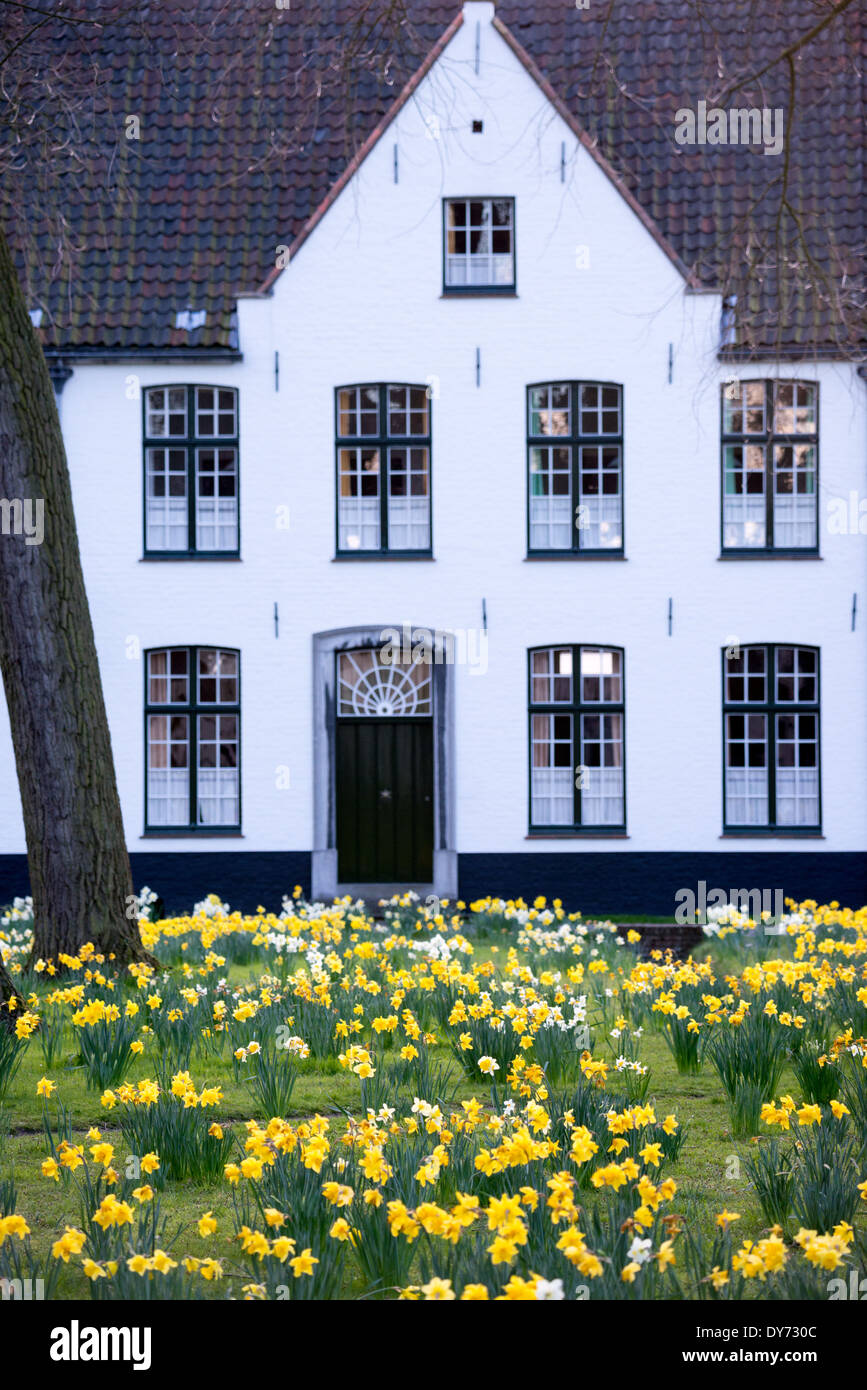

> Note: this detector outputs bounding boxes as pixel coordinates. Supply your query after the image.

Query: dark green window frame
[442,196,516,295]
[720,379,819,555]
[722,642,821,835]
[527,644,626,834]
[526,381,624,557]
[334,383,433,557]
[142,385,240,558]
[143,645,241,834]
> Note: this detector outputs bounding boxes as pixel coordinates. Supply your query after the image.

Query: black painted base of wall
[0,852,312,917]
[1,849,865,917]
[457,852,867,916]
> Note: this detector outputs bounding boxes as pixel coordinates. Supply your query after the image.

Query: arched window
[337,648,432,717]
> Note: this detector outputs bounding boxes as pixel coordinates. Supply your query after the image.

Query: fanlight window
[337,649,432,717]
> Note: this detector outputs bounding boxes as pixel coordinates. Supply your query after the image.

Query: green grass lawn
[2,902,864,1301]
[0,972,799,1299]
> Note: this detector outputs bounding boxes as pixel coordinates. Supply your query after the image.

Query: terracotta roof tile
[4,0,863,355]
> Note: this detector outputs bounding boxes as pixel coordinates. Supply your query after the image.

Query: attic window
[472,120,484,133]
[175,308,207,332]
[443,197,515,292]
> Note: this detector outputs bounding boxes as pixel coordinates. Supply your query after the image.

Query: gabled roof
[259,8,699,296]
[4,0,864,358]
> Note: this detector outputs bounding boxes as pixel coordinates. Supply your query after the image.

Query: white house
[2,1,865,913]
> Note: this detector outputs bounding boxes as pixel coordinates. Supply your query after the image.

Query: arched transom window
[337,648,432,717]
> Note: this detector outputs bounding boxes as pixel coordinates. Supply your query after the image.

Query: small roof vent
[175,307,207,331]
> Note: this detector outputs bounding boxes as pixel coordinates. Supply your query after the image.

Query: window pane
[722,444,766,547]
[387,447,429,549]
[725,711,768,824]
[445,198,514,287]
[337,386,379,438]
[774,382,817,435]
[145,386,187,438]
[579,384,621,436]
[195,385,237,438]
[775,711,819,825]
[337,648,431,717]
[529,446,571,549]
[148,650,167,704]
[723,380,765,435]
[531,713,573,824]
[773,444,816,548]
[148,648,188,704]
[197,713,239,825]
[195,448,237,550]
[387,386,429,437]
[338,447,380,550]
[776,646,817,703]
[725,645,766,703]
[580,711,623,824]
[146,448,188,549]
[578,446,621,548]
[581,647,621,703]
[530,647,572,704]
[529,384,570,437]
[198,648,238,704]
[147,712,189,824]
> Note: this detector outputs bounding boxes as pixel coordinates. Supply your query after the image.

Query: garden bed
[0,891,865,1301]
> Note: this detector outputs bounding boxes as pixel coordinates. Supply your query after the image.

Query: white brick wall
[1,2,864,862]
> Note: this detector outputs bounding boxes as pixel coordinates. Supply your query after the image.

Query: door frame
[312,625,457,903]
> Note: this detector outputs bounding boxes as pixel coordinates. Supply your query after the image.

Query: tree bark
[0,227,152,967]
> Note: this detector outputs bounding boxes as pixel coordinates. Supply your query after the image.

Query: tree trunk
[0,227,152,967]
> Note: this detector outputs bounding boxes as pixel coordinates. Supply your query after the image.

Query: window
[527,383,623,553]
[144,386,239,555]
[721,381,818,551]
[528,646,625,830]
[336,385,431,554]
[337,648,432,716]
[443,198,515,291]
[145,647,240,830]
[723,644,820,831]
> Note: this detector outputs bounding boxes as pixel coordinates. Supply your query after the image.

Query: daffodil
[289,1247,318,1278]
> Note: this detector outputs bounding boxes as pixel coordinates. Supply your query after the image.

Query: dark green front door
[336,718,433,882]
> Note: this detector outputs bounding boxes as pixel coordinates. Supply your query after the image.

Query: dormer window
[443,198,515,292]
